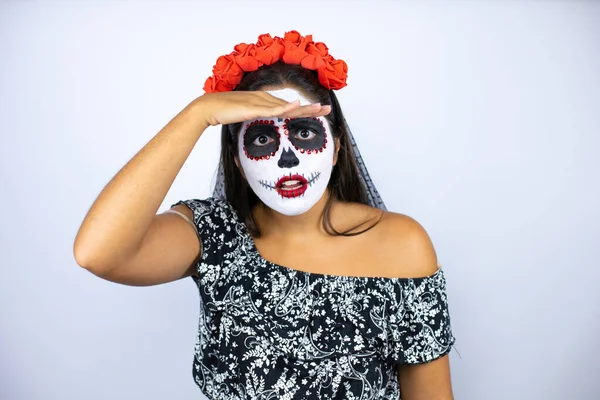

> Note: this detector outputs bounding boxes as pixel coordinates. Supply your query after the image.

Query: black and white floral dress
[171,197,455,400]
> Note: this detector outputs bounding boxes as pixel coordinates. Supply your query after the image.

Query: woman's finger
[256,96,293,108]
[255,92,297,109]
[259,91,297,105]
[252,101,331,121]
[258,100,302,118]
[281,104,332,119]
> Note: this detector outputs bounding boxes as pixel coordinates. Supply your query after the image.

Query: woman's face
[237,88,335,216]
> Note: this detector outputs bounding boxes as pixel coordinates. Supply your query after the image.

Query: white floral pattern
[171,197,455,400]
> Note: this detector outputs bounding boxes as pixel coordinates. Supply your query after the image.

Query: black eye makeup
[243,120,280,160]
[285,118,327,153]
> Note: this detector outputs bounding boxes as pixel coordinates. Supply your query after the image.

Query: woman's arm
[379,212,454,398]
[398,356,454,400]
[73,92,330,286]
[73,97,211,285]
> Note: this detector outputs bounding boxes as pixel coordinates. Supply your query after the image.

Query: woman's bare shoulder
[342,203,440,279]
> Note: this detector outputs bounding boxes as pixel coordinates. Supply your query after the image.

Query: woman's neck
[253,192,332,240]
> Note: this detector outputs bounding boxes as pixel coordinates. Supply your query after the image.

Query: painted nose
[278,147,300,168]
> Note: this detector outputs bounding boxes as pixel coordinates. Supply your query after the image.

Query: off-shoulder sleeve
[387,269,455,365]
[170,197,238,286]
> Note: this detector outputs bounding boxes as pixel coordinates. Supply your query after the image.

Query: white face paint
[238,88,335,216]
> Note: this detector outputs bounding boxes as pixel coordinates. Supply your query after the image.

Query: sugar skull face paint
[238,88,334,216]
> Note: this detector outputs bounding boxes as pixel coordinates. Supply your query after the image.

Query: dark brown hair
[220,62,380,237]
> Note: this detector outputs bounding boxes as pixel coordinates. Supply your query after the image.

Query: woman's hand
[196,91,331,127]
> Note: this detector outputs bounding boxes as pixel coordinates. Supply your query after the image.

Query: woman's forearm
[73,97,209,272]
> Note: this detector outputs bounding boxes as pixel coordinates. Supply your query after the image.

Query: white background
[1,1,599,399]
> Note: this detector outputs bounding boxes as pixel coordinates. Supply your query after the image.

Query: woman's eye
[295,129,316,140]
[253,135,273,146]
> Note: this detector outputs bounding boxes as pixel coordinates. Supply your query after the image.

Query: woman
[74,31,455,400]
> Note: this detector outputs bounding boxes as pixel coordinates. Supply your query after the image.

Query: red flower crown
[203,30,348,94]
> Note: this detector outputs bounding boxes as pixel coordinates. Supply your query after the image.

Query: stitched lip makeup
[276,174,308,198]
[258,172,322,198]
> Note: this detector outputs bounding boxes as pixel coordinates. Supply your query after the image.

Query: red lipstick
[275,174,308,198]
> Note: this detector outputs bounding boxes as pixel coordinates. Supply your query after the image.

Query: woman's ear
[333,138,341,166]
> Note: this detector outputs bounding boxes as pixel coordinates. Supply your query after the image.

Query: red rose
[283,30,302,44]
[213,54,244,84]
[232,43,262,72]
[203,54,244,94]
[282,33,311,65]
[306,42,330,58]
[203,75,234,93]
[257,33,276,46]
[255,34,285,65]
[317,59,348,90]
[301,42,331,70]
